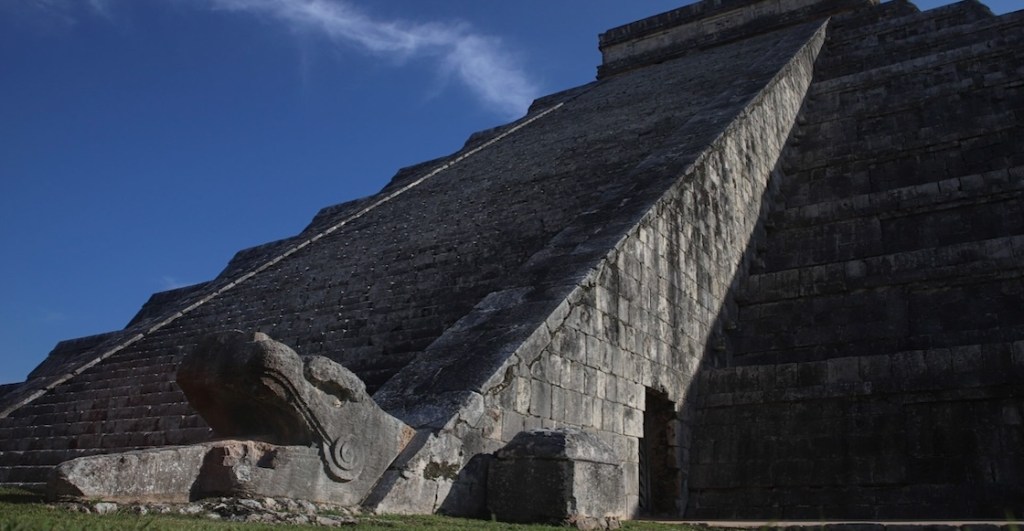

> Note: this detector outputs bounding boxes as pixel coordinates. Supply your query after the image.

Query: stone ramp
[687,2,1024,520]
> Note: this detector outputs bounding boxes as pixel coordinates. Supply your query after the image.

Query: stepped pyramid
[1,0,1021,520]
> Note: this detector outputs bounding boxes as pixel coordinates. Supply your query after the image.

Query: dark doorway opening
[638,388,680,516]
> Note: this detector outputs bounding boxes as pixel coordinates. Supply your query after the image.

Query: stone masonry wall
[687,1,1024,519]
[692,344,1024,518]
[367,21,825,517]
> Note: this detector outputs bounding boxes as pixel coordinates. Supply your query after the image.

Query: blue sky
[0,0,1017,384]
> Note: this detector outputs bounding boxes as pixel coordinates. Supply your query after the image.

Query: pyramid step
[790,81,1015,170]
[732,276,1024,364]
[0,466,54,485]
[0,449,96,468]
[55,369,179,396]
[704,342,1020,398]
[825,1,995,51]
[25,390,184,414]
[4,397,192,430]
[818,3,1003,80]
[781,125,1023,208]
[756,194,1023,272]
[9,415,199,443]
[744,235,1023,304]
[77,353,179,375]
[0,427,214,485]
[811,20,1024,97]
[0,426,211,455]
[771,166,1023,230]
[64,367,179,393]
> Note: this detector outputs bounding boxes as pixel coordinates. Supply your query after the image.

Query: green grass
[0,488,693,531]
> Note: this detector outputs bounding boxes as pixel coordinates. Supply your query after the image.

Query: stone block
[47,440,373,505]
[488,428,624,527]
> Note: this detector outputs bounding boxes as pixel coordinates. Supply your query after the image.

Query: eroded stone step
[772,166,1023,229]
[0,466,53,485]
[809,27,1024,98]
[788,95,1020,171]
[756,196,1023,271]
[0,426,212,454]
[29,381,181,409]
[732,278,1024,363]
[827,1,996,51]
[744,235,1023,304]
[818,3,1006,79]
[705,341,1021,401]
[781,128,1024,208]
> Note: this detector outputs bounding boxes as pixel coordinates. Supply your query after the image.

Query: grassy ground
[0,488,692,531]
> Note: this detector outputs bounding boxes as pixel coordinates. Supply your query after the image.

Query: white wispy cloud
[19,0,539,117]
[203,0,538,117]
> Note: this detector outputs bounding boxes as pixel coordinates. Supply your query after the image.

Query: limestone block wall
[368,21,825,517]
[686,1,1024,519]
[691,344,1024,518]
[485,24,822,515]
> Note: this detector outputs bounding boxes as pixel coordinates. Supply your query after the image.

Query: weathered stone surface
[2,0,1022,521]
[177,331,413,503]
[488,429,624,527]
[54,495,359,526]
[48,439,389,506]
[688,0,1024,520]
[48,443,213,503]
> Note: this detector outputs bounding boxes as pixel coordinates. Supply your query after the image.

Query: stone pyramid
[1,0,1021,520]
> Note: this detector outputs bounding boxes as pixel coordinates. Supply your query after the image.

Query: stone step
[781,123,1022,209]
[818,2,1003,80]
[0,449,96,468]
[0,399,194,432]
[64,364,179,391]
[0,399,190,435]
[826,1,994,50]
[2,393,192,422]
[789,88,1019,170]
[689,341,1024,519]
[75,353,179,374]
[703,341,1021,402]
[0,466,53,485]
[810,19,1024,98]
[0,425,214,487]
[0,427,212,455]
[28,382,182,409]
[744,235,1023,304]
[10,416,198,442]
[770,166,1023,230]
[794,83,1020,171]
[731,277,1024,364]
[756,195,1023,272]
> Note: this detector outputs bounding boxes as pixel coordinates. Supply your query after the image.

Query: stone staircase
[0,348,210,489]
[689,2,1024,519]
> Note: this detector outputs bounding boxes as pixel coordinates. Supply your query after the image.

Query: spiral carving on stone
[323,436,362,482]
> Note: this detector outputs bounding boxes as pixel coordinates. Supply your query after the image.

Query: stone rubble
[50,496,359,526]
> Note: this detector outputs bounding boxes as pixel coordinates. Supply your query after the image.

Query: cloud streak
[205,0,539,117]
[24,0,539,116]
